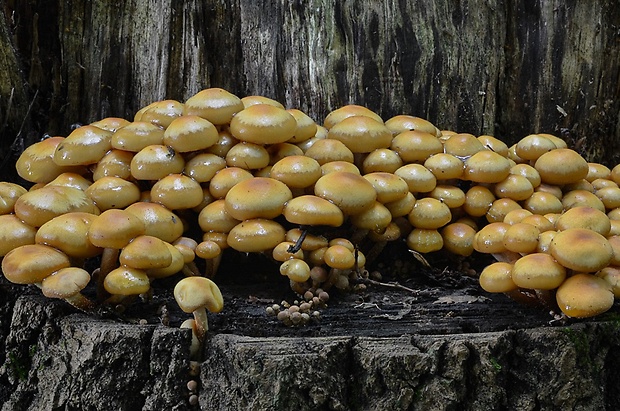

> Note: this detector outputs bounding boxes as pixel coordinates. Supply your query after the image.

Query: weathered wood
[2,1,619,164]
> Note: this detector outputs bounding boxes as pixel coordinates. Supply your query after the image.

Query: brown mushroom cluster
[1,86,619,339]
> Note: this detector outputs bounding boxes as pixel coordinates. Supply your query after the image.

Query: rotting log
[1,1,619,165]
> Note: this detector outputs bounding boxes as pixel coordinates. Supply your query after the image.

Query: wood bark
[1,0,619,166]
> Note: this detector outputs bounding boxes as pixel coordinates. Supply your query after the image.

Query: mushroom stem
[64,293,96,311]
[97,248,120,301]
[504,289,545,308]
[204,254,222,279]
[192,306,209,342]
[180,319,202,360]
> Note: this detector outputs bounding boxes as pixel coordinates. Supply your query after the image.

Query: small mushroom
[555,273,614,318]
[41,267,95,311]
[174,276,224,341]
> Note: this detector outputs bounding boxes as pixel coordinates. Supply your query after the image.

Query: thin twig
[354,277,420,295]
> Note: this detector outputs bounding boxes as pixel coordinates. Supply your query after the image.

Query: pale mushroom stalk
[96,248,120,301]
[192,306,210,342]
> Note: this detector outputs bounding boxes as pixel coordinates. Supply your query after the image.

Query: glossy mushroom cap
[174,276,224,314]
[2,244,71,284]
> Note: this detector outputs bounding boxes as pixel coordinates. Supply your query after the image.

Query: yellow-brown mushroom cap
[224,177,293,220]
[327,115,392,153]
[2,244,71,284]
[229,104,297,144]
[35,212,102,258]
[227,219,286,252]
[549,228,613,272]
[16,137,84,183]
[511,253,566,290]
[323,105,383,130]
[119,235,173,269]
[270,155,322,189]
[103,266,151,296]
[88,208,146,249]
[534,148,589,185]
[174,276,224,313]
[163,115,219,152]
[556,273,614,318]
[111,121,165,152]
[42,267,91,299]
[479,261,517,293]
[0,182,27,215]
[53,125,113,166]
[183,88,244,125]
[283,195,344,227]
[0,214,37,256]
[314,171,377,215]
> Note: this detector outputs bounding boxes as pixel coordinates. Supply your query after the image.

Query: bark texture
[1,0,619,164]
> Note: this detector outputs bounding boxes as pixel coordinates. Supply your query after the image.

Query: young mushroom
[174,276,224,341]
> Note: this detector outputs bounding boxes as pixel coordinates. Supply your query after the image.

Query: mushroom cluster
[1,86,619,337]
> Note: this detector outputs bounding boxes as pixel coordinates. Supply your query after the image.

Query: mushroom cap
[42,267,91,299]
[428,185,466,209]
[286,109,318,143]
[555,206,611,235]
[283,195,344,227]
[285,228,328,251]
[443,133,486,157]
[323,105,383,130]
[363,172,409,204]
[184,153,227,183]
[183,88,244,125]
[14,185,99,227]
[208,167,254,199]
[394,164,437,193]
[304,138,355,165]
[511,253,566,290]
[85,176,141,211]
[349,201,392,231]
[241,95,284,108]
[408,197,451,229]
[227,219,286,252]
[198,199,240,233]
[555,273,614,318]
[139,99,184,128]
[502,222,540,254]
[441,222,476,257]
[90,117,130,132]
[270,155,322,189]
[562,189,606,212]
[130,145,185,181]
[279,258,311,283]
[224,177,293,220]
[147,242,186,279]
[362,148,403,174]
[206,129,240,158]
[53,125,113,166]
[473,222,510,254]
[88,208,146,249]
[0,214,37,256]
[463,185,495,217]
[111,121,165,152]
[225,142,270,170]
[327,115,392,153]
[124,202,184,243]
[522,191,564,215]
[509,163,541,188]
[47,172,93,191]
[494,174,534,201]
[174,276,224,313]
[195,240,222,260]
[486,198,522,223]
[323,244,356,269]
[385,114,438,136]
[478,135,509,157]
[596,266,620,297]
[314,171,377,215]
[320,161,361,175]
[229,104,297,144]
[424,153,464,180]
[0,182,27,215]
[549,228,613,272]
[163,115,219,152]
[462,150,512,183]
[479,261,517,293]
[150,174,204,210]
[119,235,173,269]
[35,212,102,258]
[390,130,443,163]
[406,228,444,253]
[534,148,589,185]
[92,149,134,181]
[515,134,557,160]
[16,137,84,183]
[2,244,71,284]
[103,266,151,296]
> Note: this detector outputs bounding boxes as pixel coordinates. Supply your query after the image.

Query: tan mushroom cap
[162,115,219,153]
[502,222,540,254]
[0,182,27,215]
[227,219,286,252]
[534,148,589,185]
[304,138,355,165]
[124,202,184,243]
[406,228,444,253]
[441,222,476,257]
[286,109,318,143]
[320,161,361,175]
[494,174,534,201]
[150,174,203,210]
[2,244,71,284]
[479,261,517,293]
[428,185,466,209]
[195,240,222,260]
[509,163,541,188]
[41,267,91,299]
[208,167,254,199]
[35,212,102,258]
[562,189,606,212]
[139,99,184,128]
[229,104,296,144]
[349,201,392,231]
[280,258,311,283]
[183,88,244,125]
[14,185,99,228]
[385,115,438,136]
[511,253,566,290]
[384,191,416,217]
[394,164,437,193]
[241,95,284,108]
[16,137,84,183]
[111,121,165,152]
[463,185,495,217]
[103,266,151,296]
[408,197,451,229]
[225,142,270,170]
[327,115,392,153]
[224,177,293,220]
[424,153,464,180]
[130,145,185,181]
[443,133,486,158]
[324,244,356,269]
[515,134,557,160]
[473,222,510,254]
[478,135,509,157]
[314,171,377,215]
[120,235,173,269]
[323,105,383,130]
[556,273,614,318]
[549,228,613,272]
[486,198,522,223]
[462,150,512,183]
[53,125,113,166]
[555,206,611,235]
[88,208,146,249]
[270,155,322,189]
[363,172,409,204]
[283,195,344,227]
[285,228,328,251]
[523,191,564,215]
[92,149,134,181]
[184,153,227,183]
[174,276,224,313]
[46,172,92,191]
[0,214,37,256]
[85,177,141,211]
[390,130,443,163]
[198,199,240,233]
[596,266,620,297]
[362,148,403,174]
